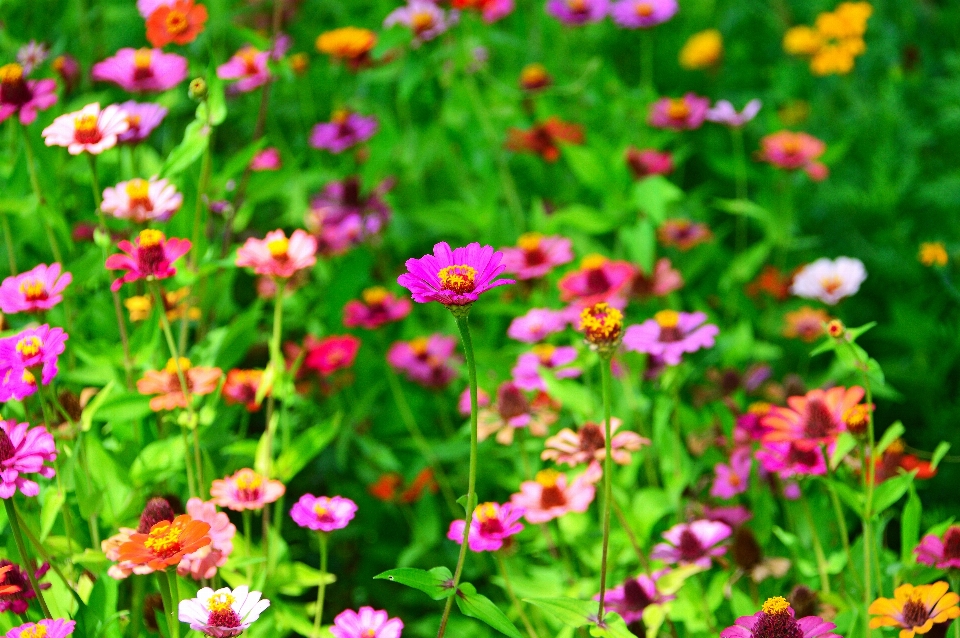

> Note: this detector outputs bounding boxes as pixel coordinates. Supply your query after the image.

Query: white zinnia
[790,257,866,305]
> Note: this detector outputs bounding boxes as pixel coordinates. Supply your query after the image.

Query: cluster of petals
[105,229,191,291]
[649,94,710,130]
[217,47,270,93]
[915,526,960,570]
[331,607,403,638]
[344,287,411,329]
[223,369,267,412]
[629,258,684,299]
[102,177,182,223]
[623,310,719,365]
[117,514,212,571]
[626,148,674,180]
[384,1,457,43]
[211,468,285,511]
[595,569,675,624]
[136,357,222,411]
[0,263,72,314]
[0,419,57,498]
[305,177,393,255]
[453,0,515,23]
[611,0,678,29]
[508,307,568,343]
[388,334,460,388]
[758,131,828,180]
[868,582,960,638]
[478,382,558,444]
[501,233,573,280]
[302,334,361,377]
[92,48,187,93]
[236,229,317,279]
[117,101,168,145]
[0,62,57,125]
[310,110,379,153]
[721,597,840,638]
[511,466,598,523]
[512,344,581,391]
[762,386,865,449]
[791,257,866,305]
[505,117,584,161]
[558,255,634,307]
[145,0,208,47]
[0,325,68,401]
[178,585,270,638]
[546,0,609,25]
[651,519,732,568]
[447,501,524,552]
[542,418,647,466]
[6,619,76,638]
[707,99,762,127]
[0,560,50,613]
[711,448,752,499]
[42,102,130,155]
[177,498,236,580]
[290,494,358,532]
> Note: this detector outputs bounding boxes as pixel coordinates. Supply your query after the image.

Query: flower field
[1,0,960,637]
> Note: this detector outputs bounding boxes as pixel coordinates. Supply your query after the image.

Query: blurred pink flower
[546,0,609,25]
[16,41,48,74]
[303,335,361,377]
[557,255,635,307]
[623,310,719,365]
[117,101,168,144]
[177,498,236,581]
[628,258,683,300]
[611,0,677,28]
[236,229,317,279]
[658,219,712,250]
[310,110,378,153]
[542,418,647,466]
[501,233,573,280]
[343,287,411,329]
[757,440,829,479]
[105,229,191,291]
[478,382,558,444]
[210,469,285,511]
[0,263,72,314]
[710,449,752,499]
[250,147,281,171]
[0,63,57,125]
[388,335,460,389]
[915,527,960,570]
[706,99,762,127]
[510,467,598,523]
[458,386,491,415]
[447,501,524,552]
[649,94,710,130]
[136,358,222,411]
[0,325,68,401]
[652,520,732,568]
[384,1,456,43]
[92,48,187,93]
[42,102,129,154]
[758,131,826,171]
[762,386,864,449]
[507,308,568,343]
[331,607,403,638]
[306,177,393,255]
[0,419,57,498]
[594,569,675,624]
[626,148,674,180]
[102,177,182,223]
[217,47,270,92]
[290,494,358,532]
[511,344,581,391]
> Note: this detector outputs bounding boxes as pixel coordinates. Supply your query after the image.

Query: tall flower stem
[263,279,286,478]
[597,356,615,622]
[437,313,481,638]
[242,509,253,582]
[800,492,831,594]
[311,532,329,638]
[611,495,650,573]
[821,446,854,586]
[495,552,539,638]
[21,124,63,263]
[3,498,52,619]
[0,211,16,275]
[155,569,181,638]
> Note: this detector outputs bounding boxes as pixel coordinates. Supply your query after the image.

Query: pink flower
[915,527,960,570]
[594,570,675,624]
[703,505,753,528]
[501,233,573,280]
[761,386,864,450]
[546,0,609,25]
[458,386,491,415]
[0,63,57,125]
[177,498,236,581]
[707,99,762,127]
[447,502,524,552]
[5,619,76,638]
[384,1,456,42]
[235,229,317,279]
[250,147,281,171]
[52,55,80,93]
[136,358,222,412]
[511,345,581,391]
[0,263,72,314]
[137,0,174,17]
[507,308,568,343]
[710,449,752,499]
[303,335,361,377]
[790,257,866,305]
[623,310,719,365]
[628,258,683,300]
[217,47,270,93]
[756,441,829,479]
[0,325,68,401]
[0,419,57,498]
[91,48,188,93]
[178,586,270,638]
[210,468,285,511]
[105,229,191,292]
[475,0,514,22]
[510,468,597,523]
[102,177,182,223]
[42,102,129,155]
[290,494,358,532]
[651,520,732,568]
[648,94,710,130]
[721,598,840,638]
[330,607,403,638]
[658,219,712,250]
[478,382,558,444]
[541,418,647,466]
[387,335,460,389]
[758,131,826,171]
[310,110,379,153]
[626,148,674,180]
[117,101,168,144]
[557,255,635,307]
[611,0,678,28]
[306,177,393,255]
[398,242,514,307]
[343,287,411,329]
[0,560,50,613]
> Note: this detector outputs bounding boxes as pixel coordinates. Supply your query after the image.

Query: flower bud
[188,77,208,101]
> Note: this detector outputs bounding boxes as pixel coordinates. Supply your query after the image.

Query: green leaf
[591,613,635,638]
[79,381,115,432]
[655,564,703,595]
[875,421,906,457]
[40,487,66,541]
[374,567,455,600]
[563,146,606,191]
[620,220,655,272]
[642,603,666,638]
[456,583,523,638]
[273,415,341,482]
[901,487,922,565]
[541,369,594,417]
[160,118,210,178]
[830,432,859,470]
[544,204,620,235]
[91,391,154,424]
[635,176,683,224]
[931,441,951,470]
[872,470,917,515]
[524,597,597,627]
[845,322,877,342]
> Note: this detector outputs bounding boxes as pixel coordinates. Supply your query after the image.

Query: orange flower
[146,0,208,48]
[505,117,584,162]
[137,358,223,411]
[0,565,20,596]
[783,306,831,342]
[117,515,212,571]
[869,582,960,638]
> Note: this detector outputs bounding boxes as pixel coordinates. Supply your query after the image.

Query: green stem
[128,574,145,638]
[21,123,63,263]
[0,212,16,275]
[312,532,329,638]
[495,552,539,638]
[597,358,614,623]
[155,569,180,638]
[3,499,52,619]
[611,495,650,574]
[800,493,831,594]
[264,279,286,479]
[242,509,253,582]
[822,447,854,586]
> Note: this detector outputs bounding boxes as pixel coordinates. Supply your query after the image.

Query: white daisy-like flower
[178,586,270,638]
[41,102,129,155]
[790,257,866,305]
[101,177,183,223]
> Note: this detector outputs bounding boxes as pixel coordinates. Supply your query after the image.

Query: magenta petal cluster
[92,48,188,93]
[290,494,358,532]
[546,0,609,25]
[102,177,183,223]
[651,520,732,568]
[915,527,960,570]
[0,64,57,126]
[507,308,568,343]
[0,325,68,400]
[594,569,674,624]
[5,619,76,638]
[310,112,379,153]
[648,94,711,131]
[623,311,719,365]
[330,607,404,638]
[710,449,752,499]
[384,1,456,42]
[177,498,236,581]
[105,230,191,292]
[0,263,72,314]
[611,0,678,28]
[0,419,57,498]
[217,47,270,93]
[447,501,524,552]
[117,101,168,144]
[721,600,840,638]
[235,229,317,279]
[398,242,515,306]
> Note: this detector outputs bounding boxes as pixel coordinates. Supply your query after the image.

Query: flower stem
[821,446,854,587]
[495,552,539,638]
[155,569,180,638]
[0,211,16,275]
[800,492,831,595]
[264,279,286,479]
[611,494,650,573]
[3,498,52,619]
[242,509,253,582]
[597,357,614,623]
[437,314,481,638]
[20,123,63,263]
[312,532,329,638]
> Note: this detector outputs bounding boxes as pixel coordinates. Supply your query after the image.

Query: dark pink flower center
[208,608,243,628]
[943,528,960,561]
[578,424,606,455]
[539,484,567,509]
[0,63,31,107]
[786,444,819,468]
[622,579,653,611]
[497,384,529,421]
[677,529,705,562]
[0,429,15,463]
[900,598,931,629]
[802,399,836,439]
[583,268,611,296]
[753,607,803,638]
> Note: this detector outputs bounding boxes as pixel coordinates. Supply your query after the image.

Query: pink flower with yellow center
[507,307,568,343]
[235,229,317,279]
[761,386,865,450]
[384,1,456,42]
[758,131,828,179]
[310,110,379,153]
[210,469,285,512]
[541,418,647,467]
[343,287,412,329]
[102,177,183,223]
[651,519,732,568]
[0,419,57,498]
[217,47,270,93]
[611,0,678,28]
[398,241,514,307]
[42,102,130,155]
[289,494,358,532]
[626,148,674,180]
[117,101,168,144]
[546,0,609,25]
[511,344,581,391]
[176,498,236,581]
[722,597,840,638]
[105,229,191,291]
[622,310,719,365]
[0,263,72,314]
[501,233,574,280]
[387,334,460,388]
[91,48,188,93]
[648,94,710,130]
[447,501,524,552]
[223,369,267,412]
[330,607,403,638]
[579,302,624,351]
[558,255,635,306]
[790,257,866,305]
[5,619,76,638]
[710,449,752,499]
[756,440,829,479]
[178,586,270,638]
[510,467,598,523]
[136,357,223,411]
[0,325,68,401]
[0,63,58,126]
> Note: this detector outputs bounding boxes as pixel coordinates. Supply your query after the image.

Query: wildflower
[680,29,723,68]
[626,148,674,180]
[512,344,581,391]
[92,48,188,93]
[0,565,18,596]
[5,619,76,638]
[511,468,597,523]
[652,520,732,567]
[611,0,678,29]
[306,177,393,255]
[501,233,573,280]
[136,358,223,411]
[125,287,200,323]
[520,63,552,91]
[762,386,864,449]
[400,468,438,503]
[919,242,948,267]
[16,41,48,74]
[177,498,236,581]
[453,0,515,22]
[542,418,647,466]
[447,501,524,552]
[826,319,846,338]
[623,310,719,365]
[51,55,81,93]
[658,219,713,250]
[250,148,281,171]
[103,528,155,579]
[179,586,270,638]
[869,582,960,638]
[102,177,182,223]
[369,474,402,502]
[707,99,762,127]
[117,101,168,144]
[42,102,130,155]
[0,63,57,125]
[783,307,831,342]
[579,302,624,354]
[790,257,866,304]
[629,258,684,300]
[722,596,840,638]
[478,382,558,444]
[210,469,285,511]
[117,515,211,571]
[809,9,869,76]
[505,117,584,161]
[343,287,411,329]
[507,308,568,343]
[757,440,828,479]
[546,0,609,25]
[784,26,822,56]
[558,255,635,306]
[915,527,960,570]
[290,495,358,532]
[316,27,377,66]
[236,229,317,279]
[873,440,936,484]
[757,131,827,179]
[0,561,50,613]
[330,607,403,638]
[595,570,674,624]
[843,402,872,436]
[746,265,793,301]
[310,110,378,153]
[384,1,456,43]
[0,263,72,314]
[0,418,56,499]
[303,335,361,377]
[710,449,752,499]
[217,47,270,93]
[649,94,710,130]
[398,241,514,308]
[387,335,460,389]
[0,325,68,401]
[223,370,266,412]
[146,0,208,47]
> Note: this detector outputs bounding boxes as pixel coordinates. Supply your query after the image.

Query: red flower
[146,0,208,48]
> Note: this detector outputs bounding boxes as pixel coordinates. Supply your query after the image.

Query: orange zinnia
[505,117,584,162]
[117,514,212,571]
[146,0,208,47]
[0,565,20,596]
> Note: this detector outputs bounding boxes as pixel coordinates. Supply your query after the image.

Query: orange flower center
[126,179,152,208]
[635,2,654,16]
[239,48,260,74]
[568,0,587,11]
[16,336,42,358]
[409,337,429,357]
[74,114,101,144]
[580,254,607,270]
[438,265,477,294]
[143,521,185,559]
[654,310,680,328]
[666,98,691,120]
[517,232,543,251]
[19,279,47,302]
[267,237,289,258]
[780,136,802,155]
[134,48,153,71]
[820,275,843,295]
[532,343,556,364]
[580,302,623,344]
[536,469,560,488]
[19,627,48,638]
[362,286,389,305]
[411,11,435,33]
[166,9,189,34]
[0,63,23,84]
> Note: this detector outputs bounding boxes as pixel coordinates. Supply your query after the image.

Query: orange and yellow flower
[316,27,377,64]
[783,2,872,76]
[869,582,960,638]
[117,515,212,571]
[919,242,948,267]
[679,29,723,70]
[146,0,208,48]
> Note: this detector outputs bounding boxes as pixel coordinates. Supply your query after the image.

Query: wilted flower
[626,148,674,180]
[869,582,960,638]
[0,63,57,125]
[0,419,57,498]
[919,242,949,267]
[387,335,460,389]
[0,325,68,401]
[316,27,377,66]
[290,495,358,532]
[649,94,710,130]
[505,117,584,161]
[384,1,456,43]
[680,29,723,68]
[137,358,222,411]
[302,335,361,377]
[179,586,270,638]
[707,99,762,127]
[117,101,168,144]
[236,229,317,279]
[0,263,72,314]
[651,520,732,567]
[623,310,719,365]
[42,102,129,154]
[558,255,635,306]
[398,242,514,308]
[102,177,183,223]
[628,258,684,300]
[790,257,866,304]
[542,418,647,466]
[783,307,831,342]
[344,287,411,329]
[5,619,75,638]
[501,233,573,280]
[658,219,712,250]
[546,0,609,25]
[330,607,403,638]
[511,468,597,523]
[507,308,568,343]
[915,526,960,570]
[721,597,840,638]
[596,570,675,624]
[611,0,678,29]
[310,110,378,153]
[145,0,208,47]
[306,177,393,255]
[217,47,270,93]
[512,345,581,391]
[447,501,524,552]
[92,48,188,93]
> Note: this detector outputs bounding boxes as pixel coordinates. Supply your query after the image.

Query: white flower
[706,99,762,127]
[178,586,270,638]
[790,257,866,305]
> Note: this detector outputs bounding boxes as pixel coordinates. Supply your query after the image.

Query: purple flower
[447,502,524,552]
[593,570,674,624]
[387,335,460,389]
[610,0,677,28]
[330,607,403,638]
[915,527,960,570]
[623,310,718,365]
[512,345,581,391]
[546,0,609,25]
[501,233,574,280]
[117,101,168,144]
[710,449,751,499]
[507,308,568,343]
[310,111,378,153]
[92,48,188,93]
[290,495,358,532]
[0,420,57,498]
[702,505,753,528]
[6,618,76,638]
[721,597,840,638]
[305,177,393,255]
[648,93,711,130]
[384,1,457,43]
[706,99,762,127]
[0,263,72,314]
[651,520,731,568]
[398,242,515,307]
[0,325,68,401]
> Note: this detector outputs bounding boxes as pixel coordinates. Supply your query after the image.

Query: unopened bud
[826,319,845,339]
[188,77,208,101]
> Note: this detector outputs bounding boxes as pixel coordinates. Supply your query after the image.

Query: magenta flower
[756,441,829,479]
[542,418,647,467]
[398,242,514,307]
[511,345,581,391]
[310,111,379,153]
[546,0,609,25]
[594,570,675,624]
[102,177,183,223]
[447,501,524,552]
[42,102,130,155]
[721,597,840,638]
[0,560,51,613]
[648,94,711,130]
[557,255,635,307]
[330,607,403,638]
[0,63,57,125]
[0,263,72,314]
[611,0,678,28]
[306,177,393,255]
[384,1,456,43]
[628,258,684,300]
[758,131,826,171]
[250,147,281,171]
[510,468,597,523]
[707,99,762,127]
[507,308,568,343]
[92,48,187,93]
[16,41,48,74]
[210,469,285,512]
[651,520,732,568]
[290,495,358,532]
[117,101,168,144]
[710,449,751,499]
[623,310,719,365]
[177,498,236,581]
[478,0,514,22]
[302,335,361,377]
[105,229,191,292]
[703,505,753,528]
[626,148,674,180]
[217,47,270,93]
[5,619,75,638]
[0,325,68,401]
[236,229,317,279]
[387,335,460,389]
[915,526,960,570]
[178,586,270,638]
[343,287,411,329]
[0,419,57,498]
[501,233,573,280]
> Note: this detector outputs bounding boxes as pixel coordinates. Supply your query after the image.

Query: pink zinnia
[42,102,129,155]
[235,229,317,279]
[721,598,840,638]
[511,344,581,391]
[756,440,829,479]
[303,335,361,377]
[557,255,635,307]
[610,0,678,28]
[761,386,864,450]
[5,619,76,638]
[387,335,460,389]
[541,418,647,467]
[0,63,57,125]
[648,94,710,130]
[758,131,827,179]
[384,1,456,43]
[710,449,751,499]
[651,520,731,568]
[595,570,675,624]
[0,263,72,314]
[398,241,514,307]
[210,468,285,511]
[626,148,674,180]
[92,48,188,93]
[447,501,524,552]
[501,233,573,280]
[546,0,609,25]
[658,219,713,250]
[0,560,51,613]
[177,498,236,581]
[330,607,403,638]
[105,229,191,292]
[343,287,411,329]
[250,147,281,171]
[510,467,598,523]
[623,310,719,365]
[703,505,753,528]
[310,110,379,153]
[707,99,762,128]
[306,177,393,255]
[178,586,270,638]
[290,494,358,532]
[217,47,270,93]
[915,526,960,570]
[628,258,683,300]
[0,325,68,401]
[0,419,57,498]
[102,177,183,223]
[478,382,558,444]
[507,308,568,343]
[117,101,168,144]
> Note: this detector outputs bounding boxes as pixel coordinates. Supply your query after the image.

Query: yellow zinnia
[869,582,960,638]
[679,29,723,70]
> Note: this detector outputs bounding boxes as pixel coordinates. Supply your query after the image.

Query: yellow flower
[125,295,153,322]
[834,2,873,36]
[316,27,377,60]
[810,42,859,75]
[783,26,822,56]
[679,29,723,70]
[869,582,960,638]
[919,242,948,267]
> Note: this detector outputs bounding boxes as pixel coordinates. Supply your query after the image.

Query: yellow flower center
[166,9,189,34]
[21,369,36,385]
[520,64,548,87]
[75,114,98,135]
[411,11,435,32]
[580,254,608,270]
[475,502,498,523]
[313,503,329,518]
[654,310,680,328]
[363,631,376,638]
[579,302,624,344]
[19,279,46,301]
[0,63,23,83]
[362,286,389,305]
[780,135,802,155]
[517,232,543,251]
[165,357,192,374]
[267,237,289,258]
[409,337,429,356]
[438,265,477,294]
[532,343,556,364]
[139,228,165,248]
[666,98,691,120]
[16,336,42,358]
[820,275,843,295]
[332,109,350,124]
[536,469,560,488]
[761,596,791,615]
[635,2,654,17]
[316,27,377,58]
[920,242,948,267]
[568,0,587,11]
[143,521,184,558]
[748,402,772,416]
[19,626,48,638]
[239,47,260,71]
[234,469,264,492]
[126,178,151,205]
[134,48,153,71]
[207,592,236,613]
